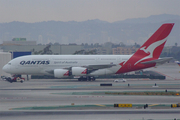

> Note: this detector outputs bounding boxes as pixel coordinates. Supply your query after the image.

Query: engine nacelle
[72,67,87,76]
[54,69,69,78]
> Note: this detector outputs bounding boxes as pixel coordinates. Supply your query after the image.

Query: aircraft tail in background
[175,61,180,67]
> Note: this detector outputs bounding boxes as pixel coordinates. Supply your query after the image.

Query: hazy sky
[0,0,180,23]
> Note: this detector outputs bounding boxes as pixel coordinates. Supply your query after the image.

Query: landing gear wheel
[89,76,95,81]
[87,77,91,81]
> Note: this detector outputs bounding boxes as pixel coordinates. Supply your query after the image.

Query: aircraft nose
[2,64,9,73]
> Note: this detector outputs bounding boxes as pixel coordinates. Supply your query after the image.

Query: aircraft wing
[83,64,116,69]
[45,64,116,75]
[141,57,173,65]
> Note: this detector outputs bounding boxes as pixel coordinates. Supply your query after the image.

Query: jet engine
[72,67,87,76]
[54,69,70,78]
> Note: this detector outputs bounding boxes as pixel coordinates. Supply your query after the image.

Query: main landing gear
[78,76,96,81]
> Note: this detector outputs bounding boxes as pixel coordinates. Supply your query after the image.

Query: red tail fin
[134,23,174,62]
[116,23,174,74]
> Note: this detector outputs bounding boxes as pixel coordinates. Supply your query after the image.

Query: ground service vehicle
[1,75,25,83]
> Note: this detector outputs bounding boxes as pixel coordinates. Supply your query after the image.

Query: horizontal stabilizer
[141,57,173,65]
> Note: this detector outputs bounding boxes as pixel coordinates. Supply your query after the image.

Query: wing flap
[84,64,116,69]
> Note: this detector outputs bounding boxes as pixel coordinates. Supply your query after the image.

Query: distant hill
[115,14,180,23]
[0,14,179,46]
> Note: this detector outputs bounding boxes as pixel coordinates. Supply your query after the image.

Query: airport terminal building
[0,52,11,76]
[1,38,83,55]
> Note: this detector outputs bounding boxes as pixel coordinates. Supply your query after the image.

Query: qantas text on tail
[3,23,174,81]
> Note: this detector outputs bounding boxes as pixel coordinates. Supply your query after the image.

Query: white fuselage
[3,55,132,76]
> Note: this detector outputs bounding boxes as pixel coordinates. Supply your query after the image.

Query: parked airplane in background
[3,23,174,81]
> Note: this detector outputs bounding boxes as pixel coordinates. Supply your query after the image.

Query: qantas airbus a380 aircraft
[3,23,174,81]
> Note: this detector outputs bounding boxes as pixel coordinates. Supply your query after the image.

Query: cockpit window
[8,63,11,65]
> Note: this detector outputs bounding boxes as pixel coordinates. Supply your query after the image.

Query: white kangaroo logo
[140,46,150,54]
[134,37,167,65]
